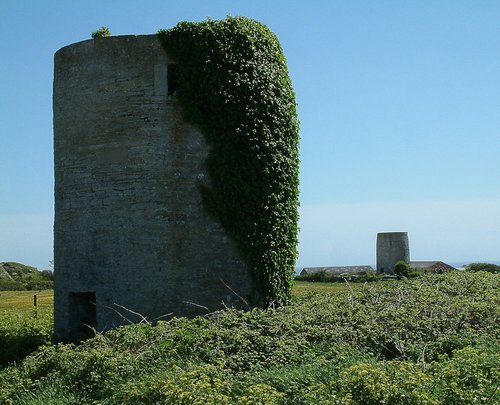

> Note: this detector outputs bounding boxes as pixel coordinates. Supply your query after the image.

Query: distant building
[409,261,456,272]
[300,266,374,277]
[376,232,410,274]
[299,232,456,278]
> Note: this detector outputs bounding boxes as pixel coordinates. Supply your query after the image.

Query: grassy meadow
[0,290,53,312]
[0,272,498,404]
[0,282,352,311]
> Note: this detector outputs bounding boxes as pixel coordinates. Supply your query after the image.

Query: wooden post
[33,294,37,307]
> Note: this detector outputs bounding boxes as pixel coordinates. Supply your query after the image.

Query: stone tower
[53,35,258,341]
[376,232,410,274]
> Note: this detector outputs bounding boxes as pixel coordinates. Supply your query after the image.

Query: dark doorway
[69,292,96,341]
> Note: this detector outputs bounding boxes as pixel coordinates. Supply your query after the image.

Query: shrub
[339,362,438,404]
[465,262,500,274]
[356,270,382,283]
[0,279,23,291]
[40,271,54,281]
[91,26,110,39]
[393,260,412,277]
[0,309,53,366]
[295,270,331,282]
[431,345,500,404]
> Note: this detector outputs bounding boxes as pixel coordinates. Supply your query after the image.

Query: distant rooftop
[409,261,456,271]
[300,266,374,276]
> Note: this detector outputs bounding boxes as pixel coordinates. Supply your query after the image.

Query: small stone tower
[376,232,410,274]
[53,35,259,341]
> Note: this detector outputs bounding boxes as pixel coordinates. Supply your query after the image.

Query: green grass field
[0,289,53,312]
[0,283,354,312]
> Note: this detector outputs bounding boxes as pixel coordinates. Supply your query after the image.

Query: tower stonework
[376,232,410,274]
[53,35,258,341]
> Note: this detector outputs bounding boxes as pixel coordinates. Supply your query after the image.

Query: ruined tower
[376,232,410,274]
[53,35,258,340]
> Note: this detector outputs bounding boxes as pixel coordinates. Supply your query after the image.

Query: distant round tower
[53,35,260,341]
[376,232,410,274]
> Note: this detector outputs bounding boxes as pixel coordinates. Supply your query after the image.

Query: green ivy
[157,17,300,307]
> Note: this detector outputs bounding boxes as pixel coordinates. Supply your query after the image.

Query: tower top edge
[55,34,160,56]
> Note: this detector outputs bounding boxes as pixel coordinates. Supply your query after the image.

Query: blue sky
[1,0,499,270]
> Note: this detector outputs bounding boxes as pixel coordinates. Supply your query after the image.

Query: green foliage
[0,262,53,291]
[0,278,53,291]
[393,260,425,279]
[293,281,364,296]
[0,309,53,366]
[465,262,500,274]
[1,262,38,278]
[294,270,331,282]
[356,270,382,283]
[393,260,411,277]
[91,26,110,39]
[0,291,53,366]
[295,270,382,283]
[431,345,500,404]
[157,17,300,307]
[0,272,498,403]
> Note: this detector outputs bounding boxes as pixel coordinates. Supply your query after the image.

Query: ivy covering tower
[158,17,300,306]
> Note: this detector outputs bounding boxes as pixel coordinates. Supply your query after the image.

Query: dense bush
[0,279,24,291]
[0,271,498,403]
[0,309,53,366]
[157,17,300,306]
[393,260,412,277]
[392,260,426,279]
[465,262,500,274]
[91,26,111,39]
[0,278,53,291]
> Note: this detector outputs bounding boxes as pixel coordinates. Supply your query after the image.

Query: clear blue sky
[1,0,499,270]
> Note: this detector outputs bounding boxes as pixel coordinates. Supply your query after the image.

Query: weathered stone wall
[54,35,257,340]
[376,232,410,274]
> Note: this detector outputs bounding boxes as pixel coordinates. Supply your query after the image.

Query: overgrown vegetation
[296,261,459,284]
[91,26,111,39]
[0,309,53,366]
[0,271,498,403]
[465,262,500,274]
[157,17,300,307]
[0,290,53,366]
[0,262,53,291]
[295,269,382,283]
